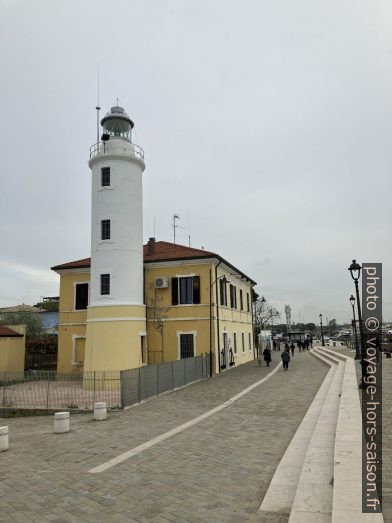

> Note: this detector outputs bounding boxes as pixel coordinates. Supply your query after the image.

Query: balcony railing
[89,141,144,160]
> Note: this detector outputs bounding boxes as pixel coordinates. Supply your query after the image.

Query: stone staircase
[259,347,384,522]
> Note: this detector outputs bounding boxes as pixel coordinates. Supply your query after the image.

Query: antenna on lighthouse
[96,64,101,146]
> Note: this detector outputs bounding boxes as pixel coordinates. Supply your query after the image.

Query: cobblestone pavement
[0,352,327,522]
[332,345,392,523]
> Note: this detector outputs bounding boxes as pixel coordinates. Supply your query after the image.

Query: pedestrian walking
[304,339,309,350]
[281,349,290,371]
[263,347,272,367]
[285,342,290,351]
[290,343,295,356]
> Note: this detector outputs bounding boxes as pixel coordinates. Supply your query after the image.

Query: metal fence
[0,355,210,411]
[0,371,121,410]
[121,355,210,408]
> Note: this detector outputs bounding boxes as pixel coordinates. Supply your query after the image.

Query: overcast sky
[0,0,391,323]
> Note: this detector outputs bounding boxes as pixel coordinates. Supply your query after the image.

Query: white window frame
[73,281,89,311]
[100,273,111,296]
[72,335,86,366]
[175,274,196,305]
[176,330,197,360]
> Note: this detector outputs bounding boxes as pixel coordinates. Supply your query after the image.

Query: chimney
[147,237,156,255]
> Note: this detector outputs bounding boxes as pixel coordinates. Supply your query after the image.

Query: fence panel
[0,370,121,410]
[157,362,173,395]
[140,365,158,401]
[185,358,196,384]
[120,369,140,408]
[173,360,186,389]
[1,356,210,412]
[205,354,211,377]
[195,356,203,380]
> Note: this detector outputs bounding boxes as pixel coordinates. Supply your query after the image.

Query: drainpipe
[215,261,222,373]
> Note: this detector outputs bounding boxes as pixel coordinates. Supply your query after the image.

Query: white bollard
[0,426,9,452]
[53,412,70,433]
[94,402,107,421]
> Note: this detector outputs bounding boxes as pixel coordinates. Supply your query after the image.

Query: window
[220,278,227,306]
[101,167,110,186]
[248,332,252,351]
[75,283,88,310]
[240,290,243,310]
[100,274,110,295]
[172,276,200,305]
[246,293,250,312]
[101,219,111,240]
[180,333,194,358]
[233,333,237,355]
[242,333,245,353]
[230,285,237,309]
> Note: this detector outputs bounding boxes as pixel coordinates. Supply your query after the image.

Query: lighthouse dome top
[101,105,134,141]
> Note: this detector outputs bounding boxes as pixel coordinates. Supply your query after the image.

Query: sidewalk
[1,353,327,522]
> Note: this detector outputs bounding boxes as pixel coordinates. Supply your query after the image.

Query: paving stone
[1,356,327,521]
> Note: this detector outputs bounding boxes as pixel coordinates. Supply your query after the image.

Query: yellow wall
[55,259,255,374]
[145,261,255,371]
[84,305,146,371]
[57,271,89,373]
[0,324,26,375]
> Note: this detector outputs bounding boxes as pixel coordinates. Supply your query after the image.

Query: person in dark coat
[290,343,295,356]
[263,347,272,367]
[281,349,290,371]
[285,342,290,351]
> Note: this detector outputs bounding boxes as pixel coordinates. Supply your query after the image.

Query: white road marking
[89,362,282,473]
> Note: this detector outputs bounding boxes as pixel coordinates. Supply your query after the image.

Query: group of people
[261,337,313,371]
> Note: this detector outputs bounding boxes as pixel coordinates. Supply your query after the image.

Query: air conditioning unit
[154,277,169,289]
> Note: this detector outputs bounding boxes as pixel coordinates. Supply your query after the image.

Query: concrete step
[289,355,345,522]
[259,353,337,519]
[316,347,384,522]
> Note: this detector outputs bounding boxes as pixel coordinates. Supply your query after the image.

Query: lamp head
[348,259,361,282]
[349,294,355,305]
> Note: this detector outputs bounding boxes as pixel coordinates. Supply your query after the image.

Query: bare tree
[145,290,170,363]
[253,297,281,336]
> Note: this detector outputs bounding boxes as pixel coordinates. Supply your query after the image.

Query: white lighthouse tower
[84,104,146,371]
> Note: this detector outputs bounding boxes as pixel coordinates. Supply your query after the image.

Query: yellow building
[0,325,26,375]
[52,239,256,374]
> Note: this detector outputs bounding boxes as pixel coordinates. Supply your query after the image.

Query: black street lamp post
[348,260,365,368]
[349,294,361,360]
[319,314,325,346]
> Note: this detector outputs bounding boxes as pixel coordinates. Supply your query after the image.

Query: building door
[180,333,194,359]
[222,332,228,369]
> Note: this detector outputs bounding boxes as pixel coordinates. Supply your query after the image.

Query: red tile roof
[0,326,24,337]
[51,241,256,284]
